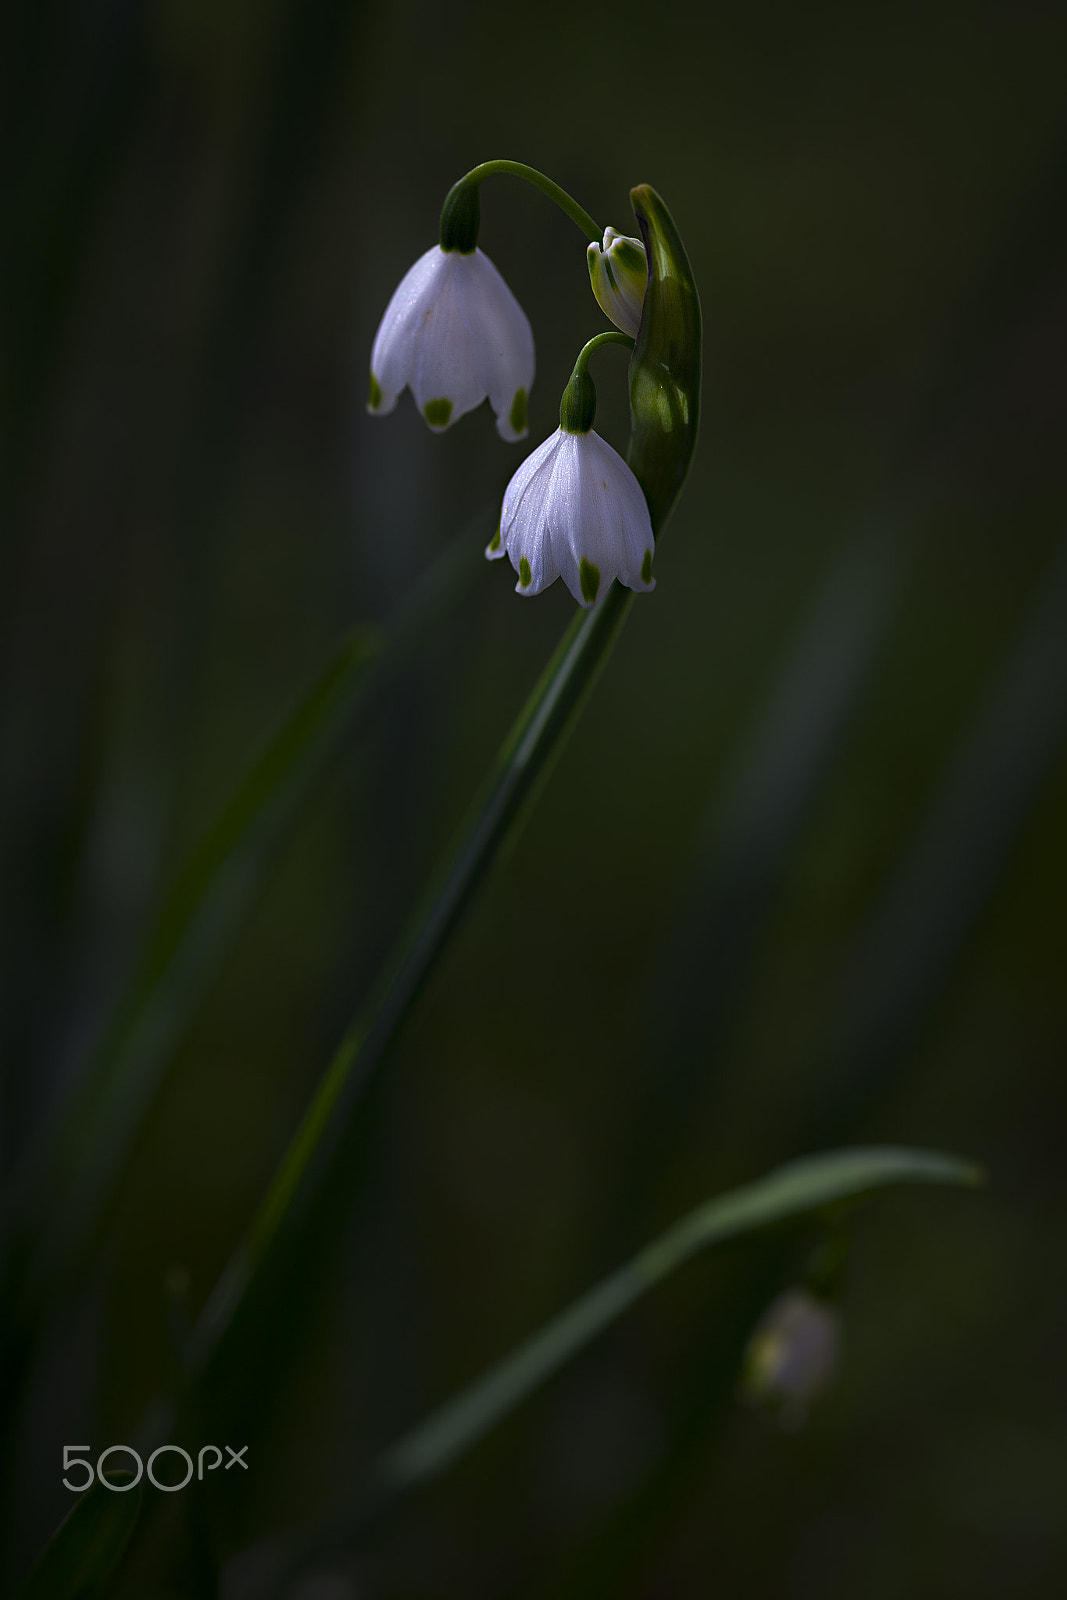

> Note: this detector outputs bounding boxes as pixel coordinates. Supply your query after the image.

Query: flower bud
[742,1288,841,1427]
[587,227,648,338]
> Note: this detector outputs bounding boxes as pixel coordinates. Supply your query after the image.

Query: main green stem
[447,160,602,243]
[179,586,633,1391]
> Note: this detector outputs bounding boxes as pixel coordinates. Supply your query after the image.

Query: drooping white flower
[487,425,655,608]
[368,245,534,441]
[587,227,648,338]
[742,1288,841,1427]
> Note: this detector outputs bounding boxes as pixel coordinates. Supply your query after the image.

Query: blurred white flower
[587,227,648,338]
[487,426,655,608]
[368,245,534,440]
[742,1287,841,1427]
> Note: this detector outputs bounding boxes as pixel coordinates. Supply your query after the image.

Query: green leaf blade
[373,1146,979,1499]
[16,1473,142,1600]
[11,515,488,1332]
[185,583,636,1382]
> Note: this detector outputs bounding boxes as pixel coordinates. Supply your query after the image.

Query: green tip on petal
[641,548,653,585]
[368,371,382,410]
[424,397,453,429]
[488,521,502,553]
[509,387,527,435]
[519,556,532,588]
[579,557,601,604]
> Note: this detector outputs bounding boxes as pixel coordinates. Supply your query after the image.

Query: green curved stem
[451,159,601,242]
[572,330,634,376]
[560,332,634,434]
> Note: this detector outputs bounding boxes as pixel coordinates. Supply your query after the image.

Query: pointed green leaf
[626,185,701,537]
[186,580,636,1379]
[371,1146,979,1495]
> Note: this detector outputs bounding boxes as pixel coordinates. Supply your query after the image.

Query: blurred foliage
[2,1,1066,1597]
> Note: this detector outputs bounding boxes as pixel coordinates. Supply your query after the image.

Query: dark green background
[3,1,1066,1594]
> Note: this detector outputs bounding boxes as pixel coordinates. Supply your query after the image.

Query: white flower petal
[485,518,506,560]
[404,255,484,429]
[501,428,557,525]
[545,434,586,604]
[369,245,446,414]
[453,250,535,441]
[579,431,655,594]
[500,430,563,594]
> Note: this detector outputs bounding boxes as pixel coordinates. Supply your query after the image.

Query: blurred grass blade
[15,1473,141,1600]
[369,1146,978,1497]
[237,1145,977,1591]
[10,517,489,1324]
[186,581,636,1380]
[608,527,903,1243]
[818,526,1067,1131]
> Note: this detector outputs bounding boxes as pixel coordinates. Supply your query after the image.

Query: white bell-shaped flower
[742,1288,841,1427]
[368,245,534,441]
[487,421,655,608]
[587,227,648,338]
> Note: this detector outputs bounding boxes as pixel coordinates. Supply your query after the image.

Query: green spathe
[625,186,701,538]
